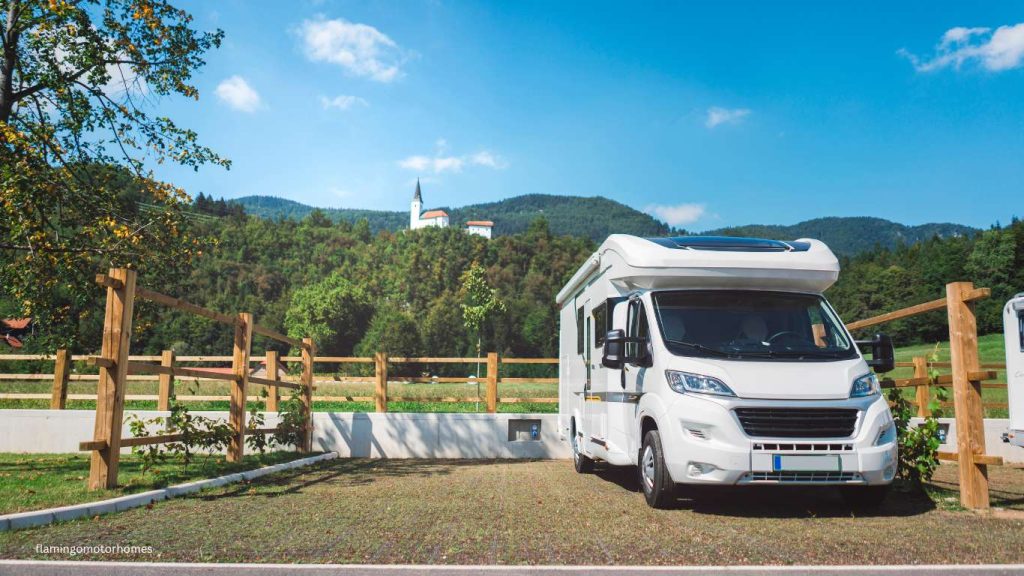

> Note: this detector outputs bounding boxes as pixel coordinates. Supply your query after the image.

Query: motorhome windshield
[652,290,857,361]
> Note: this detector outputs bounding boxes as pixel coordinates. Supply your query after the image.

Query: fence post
[157,350,175,411]
[265,350,279,412]
[228,312,253,463]
[88,268,137,490]
[50,349,70,410]
[945,281,989,509]
[913,356,930,418]
[486,352,498,413]
[300,338,315,453]
[375,351,388,413]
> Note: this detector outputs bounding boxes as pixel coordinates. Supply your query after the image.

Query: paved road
[2,562,1024,576]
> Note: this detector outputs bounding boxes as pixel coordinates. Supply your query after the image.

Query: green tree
[284,273,373,355]
[354,306,422,373]
[460,262,505,373]
[0,0,226,347]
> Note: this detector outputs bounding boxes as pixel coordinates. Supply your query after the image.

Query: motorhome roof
[555,234,841,305]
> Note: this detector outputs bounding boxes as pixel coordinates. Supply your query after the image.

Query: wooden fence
[0,353,559,410]
[75,268,316,490]
[845,281,1003,510]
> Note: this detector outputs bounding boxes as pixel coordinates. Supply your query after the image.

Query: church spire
[413,178,423,203]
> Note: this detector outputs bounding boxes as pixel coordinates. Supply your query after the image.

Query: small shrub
[886,387,943,487]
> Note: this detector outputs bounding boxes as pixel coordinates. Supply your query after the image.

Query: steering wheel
[766,331,803,344]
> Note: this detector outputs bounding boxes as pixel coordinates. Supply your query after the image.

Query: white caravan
[556,235,898,508]
[1004,293,1024,448]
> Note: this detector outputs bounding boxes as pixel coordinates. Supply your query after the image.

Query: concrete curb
[0,452,338,532]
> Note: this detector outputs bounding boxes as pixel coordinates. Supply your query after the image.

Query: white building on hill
[409,180,493,238]
[466,220,494,239]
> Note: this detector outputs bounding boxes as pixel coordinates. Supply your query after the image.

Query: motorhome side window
[576,305,585,355]
[651,290,858,362]
[593,302,608,348]
[1018,309,1023,352]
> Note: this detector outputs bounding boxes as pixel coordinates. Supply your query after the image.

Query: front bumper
[658,393,897,486]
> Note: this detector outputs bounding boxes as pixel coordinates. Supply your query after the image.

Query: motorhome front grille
[752,442,853,452]
[734,408,858,438]
[746,471,860,483]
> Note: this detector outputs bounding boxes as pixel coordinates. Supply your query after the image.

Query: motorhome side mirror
[602,329,625,369]
[857,333,895,374]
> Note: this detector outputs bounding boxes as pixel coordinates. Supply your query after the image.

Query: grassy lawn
[888,333,1009,418]
[0,459,1022,564]
[0,451,311,516]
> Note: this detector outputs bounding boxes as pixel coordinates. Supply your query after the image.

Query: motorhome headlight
[665,370,735,397]
[850,373,880,398]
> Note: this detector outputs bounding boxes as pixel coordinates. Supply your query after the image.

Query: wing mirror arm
[855,333,895,374]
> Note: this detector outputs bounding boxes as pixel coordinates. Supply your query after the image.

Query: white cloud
[297,17,404,82]
[320,94,368,110]
[399,142,507,174]
[215,76,262,112]
[644,203,707,227]
[901,23,1024,72]
[705,107,751,129]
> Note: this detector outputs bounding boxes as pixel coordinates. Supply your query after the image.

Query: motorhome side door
[616,297,650,460]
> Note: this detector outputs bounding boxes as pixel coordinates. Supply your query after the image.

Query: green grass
[0,451,311,515]
[890,333,1009,418]
[0,459,1022,564]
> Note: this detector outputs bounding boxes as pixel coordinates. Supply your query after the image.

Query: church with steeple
[409,179,493,239]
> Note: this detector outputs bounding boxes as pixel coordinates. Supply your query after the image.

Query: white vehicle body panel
[1004,294,1024,447]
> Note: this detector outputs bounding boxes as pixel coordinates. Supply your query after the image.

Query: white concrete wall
[0,410,570,459]
[1,410,1017,463]
[910,417,1024,464]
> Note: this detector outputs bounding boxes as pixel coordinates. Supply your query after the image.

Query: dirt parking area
[1,459,1023,565]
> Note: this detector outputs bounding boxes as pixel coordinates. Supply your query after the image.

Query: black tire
[572,426,594,474]
[840,485,889,510]
[639,429,675,508]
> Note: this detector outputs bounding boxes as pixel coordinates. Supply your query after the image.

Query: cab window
[626,299,649,359]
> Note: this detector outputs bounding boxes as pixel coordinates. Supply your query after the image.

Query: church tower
[410,178,422,230]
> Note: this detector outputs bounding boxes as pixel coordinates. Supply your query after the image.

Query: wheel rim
[641,445,655,490]
[572,434,581,465]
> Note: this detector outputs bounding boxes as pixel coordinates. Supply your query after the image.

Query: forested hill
[232,195,978,255]
[706,217,977,256]
[233,194,672,242]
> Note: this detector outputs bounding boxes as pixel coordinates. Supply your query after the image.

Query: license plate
[773,455,842,472]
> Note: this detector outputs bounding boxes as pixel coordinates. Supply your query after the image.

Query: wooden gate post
[946,281,989,509]
[374,351,388,413]
[265,350,280,412]
[913,356,930,418]
[486,352,498,413]
[50,349,70,410]
[300,338,315,453]
[157,350,175,411]
[228,312,253,463]
[88,268,137,490]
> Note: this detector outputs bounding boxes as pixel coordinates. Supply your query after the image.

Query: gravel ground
[1,459,1023,565]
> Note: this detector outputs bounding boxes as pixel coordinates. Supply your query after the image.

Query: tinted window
[593,302,608,347]
[626,300,649,359]
[576,306,585,355]
[1018,310,1023,352]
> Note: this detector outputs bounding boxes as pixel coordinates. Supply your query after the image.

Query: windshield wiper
[664,339,733,358]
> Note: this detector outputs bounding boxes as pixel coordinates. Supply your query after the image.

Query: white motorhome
[1004,293,1024,448]
[556,235,898,508]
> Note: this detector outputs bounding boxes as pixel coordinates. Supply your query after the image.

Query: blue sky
[154,1,1024,230]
